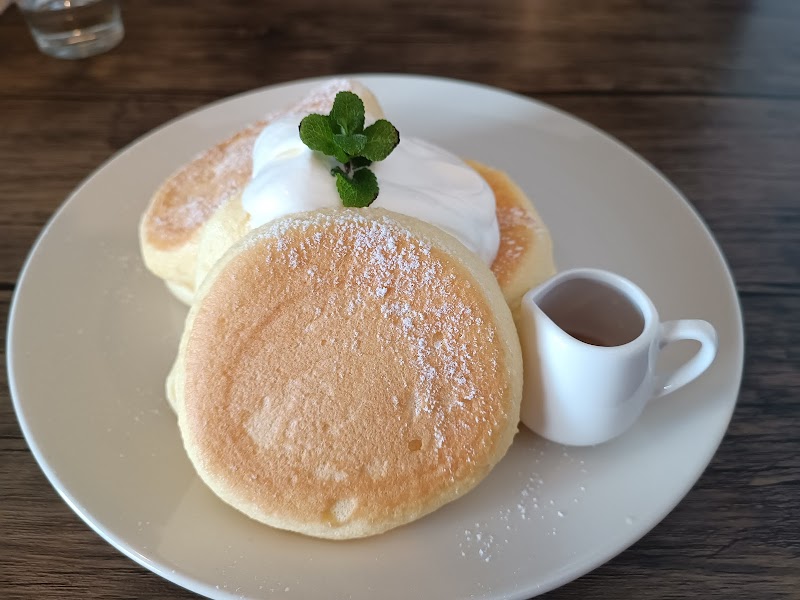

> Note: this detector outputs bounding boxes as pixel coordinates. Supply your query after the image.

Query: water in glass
[19,0,124,59]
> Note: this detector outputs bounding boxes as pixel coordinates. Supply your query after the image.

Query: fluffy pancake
[139,81,555,310]
[139,79,384,302]
[468,161,556,317]
[189,161,555,316]
[173,208,523,539]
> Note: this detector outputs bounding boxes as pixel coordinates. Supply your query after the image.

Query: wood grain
[1,1,800,99]
[1,0,798,598]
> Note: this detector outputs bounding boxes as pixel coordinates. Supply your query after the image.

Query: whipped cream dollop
[241,115,500,265]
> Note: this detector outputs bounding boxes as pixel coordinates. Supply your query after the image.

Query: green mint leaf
[329,91,365,135]
[333,133,367,156]
[297,92,399,206]
[362,119,400,161]
[298,113,336,155]
[300,114,350,163]
[333,142,350,164]
[334,167,379,208]
[350,156,373,169]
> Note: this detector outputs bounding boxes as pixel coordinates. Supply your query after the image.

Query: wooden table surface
[1,1,798,598]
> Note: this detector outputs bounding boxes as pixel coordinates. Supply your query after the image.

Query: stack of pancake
[139,80,556,539]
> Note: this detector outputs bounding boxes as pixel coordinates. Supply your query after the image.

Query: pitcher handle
[654,319,718,399]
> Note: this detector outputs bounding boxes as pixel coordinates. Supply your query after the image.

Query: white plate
[8,75,743,599]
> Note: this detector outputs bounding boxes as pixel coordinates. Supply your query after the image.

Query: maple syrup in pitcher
[536,278,645,347]
[519,268,719,446]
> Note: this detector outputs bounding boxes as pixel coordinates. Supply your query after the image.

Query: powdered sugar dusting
[285,79,377,116]
[495,206,535,264]
[149,121,263,242]
[497,206,535,229]
[149,79,372,244]
[242,210,507,474]
[457,444,593,564]
[153,196,211,232]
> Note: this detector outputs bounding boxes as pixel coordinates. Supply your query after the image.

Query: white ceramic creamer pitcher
[519,268,718,446]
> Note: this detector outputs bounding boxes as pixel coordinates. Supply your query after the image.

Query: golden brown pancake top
[142,79,385,253]
[180,210,518,532]
[468,161,546,289]
[142,121,266,251]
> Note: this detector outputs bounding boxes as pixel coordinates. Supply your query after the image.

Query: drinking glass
[18,0,124,60]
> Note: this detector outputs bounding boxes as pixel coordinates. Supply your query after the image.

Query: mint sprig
[299,91,399,208]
